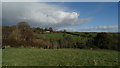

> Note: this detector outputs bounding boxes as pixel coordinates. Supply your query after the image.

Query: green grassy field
[2,48,119,66]
[0,49,2,67]
[40,33,65,37]
[39,33,76,38]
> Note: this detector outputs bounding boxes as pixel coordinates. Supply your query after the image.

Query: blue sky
[50,2,118,32]
[2,2,118,32]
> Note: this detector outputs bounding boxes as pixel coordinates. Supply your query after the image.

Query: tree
[8,28,21,40]
[63,29,67,37]
[93,33,112,49]
[2,26,13,40]
[17,22,34,41]
[45,28,48,31]
[17,22,30,30]
[49,27,53,32]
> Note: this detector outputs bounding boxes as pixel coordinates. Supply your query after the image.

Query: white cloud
[73,18,91,26]
[3,2,90,29]
[2,0,39,2]
[0,2,1,25]
[80,25,118,31]
[2,0,119,2]
[0,2,1,48]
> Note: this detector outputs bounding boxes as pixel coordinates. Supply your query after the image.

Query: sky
[2,2,119,32]
[1,0,120,2]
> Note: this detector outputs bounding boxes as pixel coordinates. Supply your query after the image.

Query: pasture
[2,48,119,66]
[0,49,2,67]
[39,33,78,38]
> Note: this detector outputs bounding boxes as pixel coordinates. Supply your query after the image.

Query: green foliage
[2,22,119,50]
[93,33,118,50]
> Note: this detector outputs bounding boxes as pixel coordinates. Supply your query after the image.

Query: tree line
[2,22,119,51]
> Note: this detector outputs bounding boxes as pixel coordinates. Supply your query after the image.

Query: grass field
[0,49,2,67]
[40,33,65,37]
[39,33,76,38]
[2,48,119,66]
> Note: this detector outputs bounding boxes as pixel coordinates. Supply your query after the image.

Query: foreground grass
[2,48,119,66]
[0,49,2,67]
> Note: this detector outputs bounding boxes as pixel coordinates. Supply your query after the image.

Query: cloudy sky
[2,2,118,32]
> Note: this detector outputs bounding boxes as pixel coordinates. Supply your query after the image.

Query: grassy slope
[41,32,119,38]
[39,33,75,38]
[40,33,65,37]
[2,48,119,66]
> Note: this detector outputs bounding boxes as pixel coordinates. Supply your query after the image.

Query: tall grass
[2,48,119,66]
